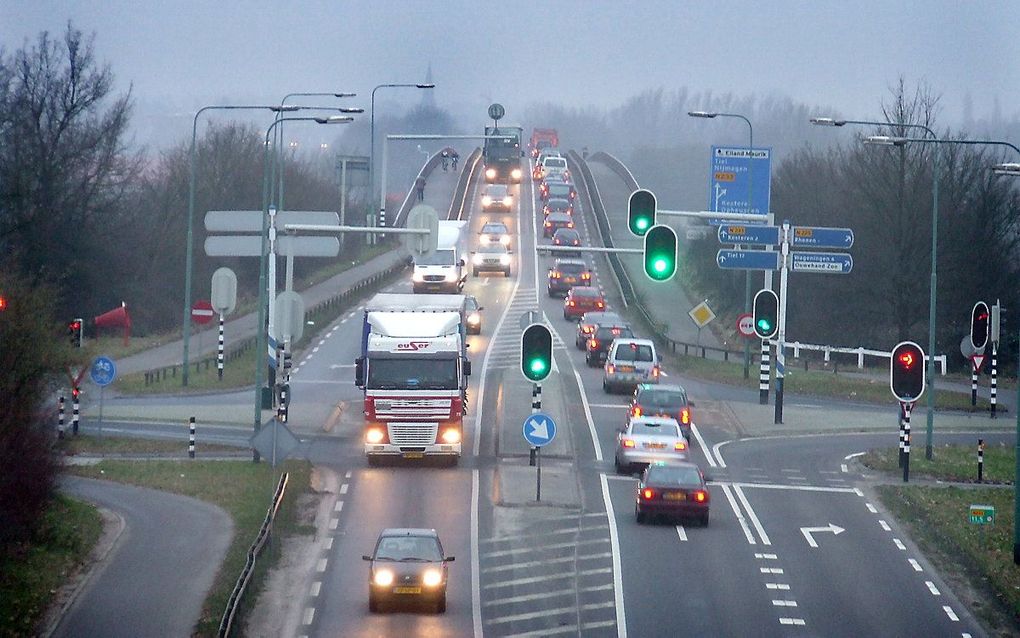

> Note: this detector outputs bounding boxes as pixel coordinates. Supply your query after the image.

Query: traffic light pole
[774,221,791,424]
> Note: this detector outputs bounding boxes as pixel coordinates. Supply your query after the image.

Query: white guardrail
[780,341,947,375]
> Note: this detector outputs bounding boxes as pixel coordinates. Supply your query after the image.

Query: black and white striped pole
[898,404,906,468]
[978,438,985,483]
[217,313,225,381]
[971,364,979,407]
[188,416,196,459]
[902,402,912,482]
[529,382,542,467]
[58,396,65,440]
[759,339,770,404]
[991,344,998,418]
[71,387,80,436]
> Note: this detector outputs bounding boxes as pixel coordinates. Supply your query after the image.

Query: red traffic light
[69,320,81,330]
[0,295,7,311]
[897,351,915,368]
[890,341,925,402]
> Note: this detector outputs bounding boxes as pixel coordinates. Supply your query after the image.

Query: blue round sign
[522,413,557,448]
[90,356,117,387]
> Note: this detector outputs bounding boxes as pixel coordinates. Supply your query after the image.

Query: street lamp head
[334,92,356,98]
[315,115,354,124]
[809,117,846,127]
[992,162,1020,176]
[272,105,302,112]
[688,110,717,119]
[337,107,365,114]
[416,83,436,89]
[864,135,907,147]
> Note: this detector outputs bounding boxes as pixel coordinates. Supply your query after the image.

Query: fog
[4,0,1018,154]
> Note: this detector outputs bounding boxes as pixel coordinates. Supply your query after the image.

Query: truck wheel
[367,456,380,467]
[504,269,510,277]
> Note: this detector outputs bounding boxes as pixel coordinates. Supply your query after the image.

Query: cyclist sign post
[90,356,117,435]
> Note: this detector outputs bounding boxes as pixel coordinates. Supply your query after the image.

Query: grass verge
[862,442,1015,484]
[0,495,103,638]
[56,433,244,456]
[65,459,313,637]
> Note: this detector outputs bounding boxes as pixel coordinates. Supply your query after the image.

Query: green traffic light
[643,224,677,282]
[628,189,657,237]
[521,324,552,382]
[636,218,650,231]
[529,358,547,374]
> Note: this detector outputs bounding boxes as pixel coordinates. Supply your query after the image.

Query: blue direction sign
[523,413,557,447]
[717,224,780,246]
[709,146,772,220]
[716,249,780,271]
[791,251,853,274]
[90,356,117,387]
[791,226,854,249]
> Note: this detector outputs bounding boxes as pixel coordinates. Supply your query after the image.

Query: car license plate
[663,491,686,501]
[564,277,576,283]
[646,442,666,449]
[403,452,424,459]
[618,365,635,373]
[394,586,421,594]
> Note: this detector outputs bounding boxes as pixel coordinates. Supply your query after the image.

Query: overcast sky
[4,1,1018,148]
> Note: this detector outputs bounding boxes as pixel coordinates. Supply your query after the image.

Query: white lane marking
[689,424,717,468]
[844,451,866,460]
[302,607,315,625]
[345,470,352,479]
[925,581,941,595]
[484,537,607,558]
[575,369,604,461]
[853,488,864,497]
[766,583,791,590]
[329,518,338,531]
[481,568,612,589]
[485,602,616,625]
[840,464,849,473]
[879,520,892,531]
[755,553,778,560]
[866,503,878,513]
[734,485,771,545]
[310,581,321,597]
[482,552,614,573]
[772,600,798,607]
[676,526,688,542]
[316,558,327,572]
[599,473,628,638]
[760,567,784,574]
[503,620,618,637]
[339,484,348,495]
[779,618,806,626]
[484,583,614,607]
[711,439,729,468]
[312,346,320,353]
[340,317,348,323]
[780,468,804,474]
[720,483,756,545]
[718,481,859,494]
[908,559,923,572]
[943,606,959,621]
[893,538,906,551]
[318,339,326,346]
[819,470,839,475]
[325,537,333,550]
[334,500,344,513]
[471,469,481,638]
[589,403,629,409]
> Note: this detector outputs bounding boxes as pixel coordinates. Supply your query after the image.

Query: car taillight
[641,488,655,500]
[606,364,615,374]
[568,300,576,306]
[589,339,599,349]
[551,271,561,278]
[680,408,690,425]
[623,439,636,448]
[631,406,641,417]
[581,273,591,280]
[596,301,604,308]
[545,221,552,227]
[692,490,708,503]
[674,441,687,452]
[567,222,574,228]
[652,366,660,378]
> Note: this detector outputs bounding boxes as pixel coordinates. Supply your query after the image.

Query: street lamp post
[370,83,435,228]
[183,104,300,387]
[813,117,939,460]
[689,110,757,382]
[253,115,351,461]
[867,134,1020,564]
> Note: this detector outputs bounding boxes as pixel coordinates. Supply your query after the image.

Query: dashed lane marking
[772,600,798,607]
[310,581,321,597]
[676,526,688,542]
[866,503,878,513]
[766,583,791,590]
[943,606,959,622]
[316,558,327,572]
[302,608,315,625]
[779,618,806,626]
[481,552,613,573]
[893,538,906,550]
[879,520,891,531]
[484,537,608,558]
[926,581,941,596]
[908,559,923,572]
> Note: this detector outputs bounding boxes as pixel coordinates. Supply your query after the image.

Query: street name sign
[716,249,780,271]
[790,251,853,274]
[717,224,780,246]
[791,226,854,249]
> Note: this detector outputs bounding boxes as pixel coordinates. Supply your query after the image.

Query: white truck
[412,220,468,294]
[355,293,472,465]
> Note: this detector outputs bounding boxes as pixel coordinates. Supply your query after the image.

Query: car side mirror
[478,306,484,311]
[362,555,372,561]
[688,400,696,407]
[355,357,365,387]
[459,259,465,267]
[445,556,456,562]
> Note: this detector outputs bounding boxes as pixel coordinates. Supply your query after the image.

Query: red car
[563,287,606,321]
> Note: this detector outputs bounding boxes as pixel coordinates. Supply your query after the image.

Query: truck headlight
[412,271,424,282]
[441,428,461,444]
[472,254,483,265]
[366,427,386,444]
[499,255,511,265]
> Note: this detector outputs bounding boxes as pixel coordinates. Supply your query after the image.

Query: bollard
[188,416,196,458]
[58,396,65,440]
[977,438,984,483]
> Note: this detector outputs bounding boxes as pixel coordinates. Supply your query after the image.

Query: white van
[603,338,660,394]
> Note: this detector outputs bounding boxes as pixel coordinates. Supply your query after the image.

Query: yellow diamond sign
[688,301,716,328]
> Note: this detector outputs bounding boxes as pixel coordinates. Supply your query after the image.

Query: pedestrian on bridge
[415,176,426,201]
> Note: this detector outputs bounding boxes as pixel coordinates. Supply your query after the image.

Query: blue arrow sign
[718,224,780,246]
[708,146,772,222]
[791,251,853,274]
[90,356,117,387]
[523,413,557,447]
[791,226,854,249]
[716,249,780,271]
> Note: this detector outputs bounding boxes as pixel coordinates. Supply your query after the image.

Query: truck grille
[424,275,446,282]
[373,398,452,419]
[388,422,438,446]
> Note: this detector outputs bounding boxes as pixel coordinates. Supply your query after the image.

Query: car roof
[546,197,571,206]
[569,287,603,297]
[553,228,579,236]
[614,338,654,346]
[554,258,587,267]
[482,221,508,230]
[546,212,572,221]
[379,527,439,538]
[485,184,509,194]
[629,415,679,427]
[547,181,572,188]
[580,311,620,323]
[638,383,686,394]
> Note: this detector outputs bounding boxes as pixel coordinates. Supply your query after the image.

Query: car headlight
[499,235,511,245]
[441,428,461,444]
[485,168,496,179]
[445,272,458,282]
[412,271,424,282]
[499,255,511,265]
[365,427,385,444]
[511,168,522,180]
[467,312,480,324]
[481,196,492,207]
[473,254,483,265]
[423,568,443,587]
[502,196,513,206]
[373,569,395,586]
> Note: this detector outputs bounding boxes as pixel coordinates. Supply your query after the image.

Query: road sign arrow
[529,418,550,441]
[800,523,845,548]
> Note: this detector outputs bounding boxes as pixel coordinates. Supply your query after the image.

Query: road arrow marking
[529,418,549,440]
[800,523,845,548]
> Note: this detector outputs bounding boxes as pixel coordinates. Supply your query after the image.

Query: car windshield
[465,297,478,311]
[375,536,443,562]
[415,249,455,266]
[486,186,509,198]
[547,199,570,210]
[544,157,566,168]
[549,185,572,195]
[558,262,587,274]
[646,465,701,486]
[478,244,507,254]
[482,223,508,234]
[367,358,458,390]
[631,421,679,437]
[615,344,653,362]
[641,390,687,406]
[572,288,600,298]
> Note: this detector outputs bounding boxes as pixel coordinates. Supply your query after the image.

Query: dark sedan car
[543,197,575,217]
[548,258,592,296]
[542,212,574,238]
[551,228,582,254]
[585,323,635,367]
[635,461,710,526]
[541,181,577,202]
[563,286,606,320]
[630,383,694,442]
[575,311,623,349]
[363,528,455,613]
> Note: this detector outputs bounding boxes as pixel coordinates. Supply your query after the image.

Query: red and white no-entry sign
[736,313,755,338]
[191,299,215,325]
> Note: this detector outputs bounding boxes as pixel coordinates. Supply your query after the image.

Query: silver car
[614,416,688,474]
[603,338,660,393]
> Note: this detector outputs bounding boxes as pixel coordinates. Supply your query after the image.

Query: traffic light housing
[520,323,552,382]
[68,318,83,348]
[970,301,989,351]
[643,224,677,281]
[628,189,656,236]
[890,341,925,402]
[752,289,779,339]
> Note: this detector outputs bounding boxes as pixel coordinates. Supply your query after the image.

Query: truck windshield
[367,358,458,390]
[415,249,455,266]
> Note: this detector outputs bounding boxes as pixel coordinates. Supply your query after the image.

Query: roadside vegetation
[57,433,243,456]
[861,445,1020,633]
